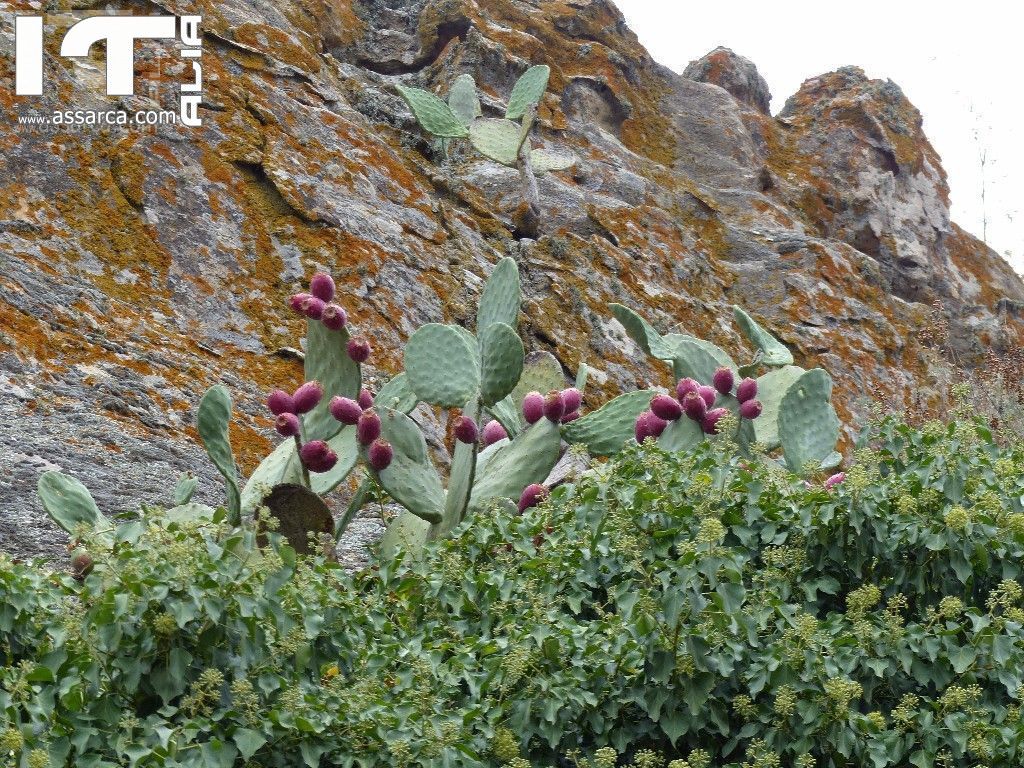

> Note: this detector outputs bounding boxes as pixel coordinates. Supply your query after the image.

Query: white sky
[615,0,1023,276]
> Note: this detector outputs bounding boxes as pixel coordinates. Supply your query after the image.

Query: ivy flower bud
[267,389,295,416]
[346,337,371,363]
[736,377,758,404]
[702,407,729,434]
[329,396,362,425]
[292,381,323,414]
[368,439,393,472]
[712,366,735,395]
[321,303,347,331]
[275,412,300,437]
[518,483,548,513]
[309,272,335,302]
[739,399,763,420]
[356,409,381,446]
[454,415,478,444]
[482,420,508,446]
[650,393,682,421]
[522,391,544,424]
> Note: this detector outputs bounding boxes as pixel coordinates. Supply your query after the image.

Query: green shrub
[3,408,1024,767]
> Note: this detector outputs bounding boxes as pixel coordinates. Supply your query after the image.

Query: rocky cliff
[2,0,1022,562]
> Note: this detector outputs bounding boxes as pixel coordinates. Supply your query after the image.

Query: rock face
[1,0,1022,562]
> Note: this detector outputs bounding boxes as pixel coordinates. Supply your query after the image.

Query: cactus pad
[441,399,479,533]
[37,471,103,534]
[304,319,361,442]
[374,372,418,414]
[671,338,737,388]
[479,322,524,406]
[561,389,657,455]
[657,414,703,452]
[447,73,481,127]
[491,350,566,435]
[405,323,481,407]
[469,118,522,166]
[733,306,794,367]
[470,419,561,510]
[751,365,806,449]
[530,148,577,174]
[197,385,241,521]
[257,483,334,555]
[609,303,676,360]
[311,428,359,496]
[396,85,469,138]
[241,439,303,514]
[374,408,445,524]
[477,256,521,335]
[379,509,432,561]
[505,64,551,119]
[173,473,197,505]
[778,368,841,473]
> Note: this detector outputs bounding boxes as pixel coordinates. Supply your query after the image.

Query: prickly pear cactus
[37,471,103,535]
[750,365,806,449]
[405,323,481,407]
[733,305,794,367]
[257,483,334,555]
[505,64,551,119]
[561,390,657,456]
[372,407,446,525]
[489,351,565,436]
[469,118,524,166]
[468,419,562,511]
[304,319,361,442]
[196,384,241,523]
[778,368,842,472]
[448,73,481,127]
[396,84,469,138]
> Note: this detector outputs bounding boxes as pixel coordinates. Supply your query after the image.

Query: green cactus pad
[375,408,445,524]
[373,372,418,414]
[657,416,704,452]
[477,256,521,335]
[442,399,480,534]
[751,365,806,449]
[475,436,510,478]
[379,509,432,561]
[530,148,577,174]
[37,471,103,534]
[173,473,197,505]
[560,389,657,456]
[671,338,737,385]
[480,322,525,406]
[257,483,334,555]
[304,319,361,442]
[405,323,481,408]
[395,84,469,138]
[164,503,216,524]
[778,368,841,474]
[505,64,551,119]
[311,428,359,497]
[491,350,567,435]
[241,439,304,514]
[470,419,561,510]
[197,385,241,522]
[733,306,794,367]
[575,363,589,392]
[609,303,675,360]
[469,118,522,166]
[447,73,481,127]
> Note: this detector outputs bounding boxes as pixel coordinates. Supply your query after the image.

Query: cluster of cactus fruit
[396,63,576,229]
[36,258,841,560]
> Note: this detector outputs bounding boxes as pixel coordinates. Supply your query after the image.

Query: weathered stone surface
[1,0,1022,565]
[683,46,772,115]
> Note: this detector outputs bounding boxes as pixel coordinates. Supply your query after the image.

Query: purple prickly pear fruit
[300,295,325,320]
[702,407,729,435]
[329,396,362,426]
[518,483,548,513]
[483,420,508,446]
[309,272,335,302]
[635,411,652,443]
[647,411,668,437]
[739,399,763,420]
[274,412,301,437]
[561,411,580,424]
[650,393,682,421]
[358,388,374,409]
[562,388,582,414]
[321,303,347,331]
[356,409,381,446]
[368,438,393,472]
[454,415,479,444]
[292,381,323,414]
[543,390,565,423]
[713,366,735,395]
[698,385,717,408]
[267,389,295,416]
[289,292,312,313]
[346,337,371,363]
[300,440,338,473]
[736,377,758,404]
[676,377,699,401]
[522,391,544,424]
[682,391,707,422]
[824,472,846,489]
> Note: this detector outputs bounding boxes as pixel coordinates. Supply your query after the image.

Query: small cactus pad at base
[257,483,334,555]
